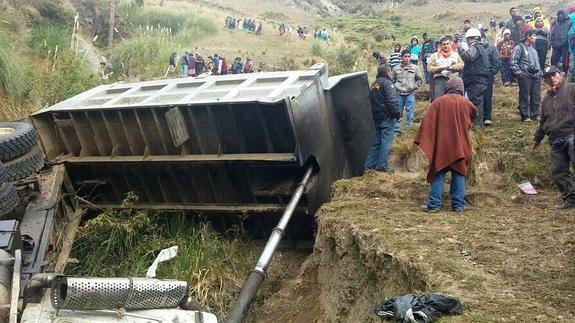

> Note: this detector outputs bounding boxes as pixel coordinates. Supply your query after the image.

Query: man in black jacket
[533,66,575,209]
[483,34,501,126]
[458,28,490,126]
[364,64,401,172]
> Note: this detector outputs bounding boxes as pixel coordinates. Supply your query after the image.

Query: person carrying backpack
[364,64,401,173]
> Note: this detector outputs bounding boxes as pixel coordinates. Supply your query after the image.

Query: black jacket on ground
[459,42,490,85]
[369,76,401,123]
[535,81,575,145]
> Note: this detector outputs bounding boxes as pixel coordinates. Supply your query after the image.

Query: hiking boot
[484,119,492,126]
[522,118,532,122]
[377,168,394,173]
[420,205,440,213]
[554,200,575,210]
[533,116,541,121]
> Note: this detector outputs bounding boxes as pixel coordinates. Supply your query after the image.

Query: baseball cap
[543,66,561,77]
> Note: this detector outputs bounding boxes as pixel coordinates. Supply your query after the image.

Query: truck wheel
[0,122,38,162]
[0,162,6,183]
[0,183,19,218]
[4,146,44,182]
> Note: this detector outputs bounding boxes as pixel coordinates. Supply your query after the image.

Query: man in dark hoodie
[364,64,401,173]
[482,33,501,126]
[550,10,571,73]
[458,28,490,126]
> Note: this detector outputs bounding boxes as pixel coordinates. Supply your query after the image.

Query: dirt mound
[253,169,574,321]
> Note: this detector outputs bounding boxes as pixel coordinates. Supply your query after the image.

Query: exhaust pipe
[224,165,315,323]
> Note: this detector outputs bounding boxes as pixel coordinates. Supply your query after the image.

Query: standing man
[168,52,177,76]
[392,49,423,135]
[506,7,519,29]
[458,27,490,126]
[462,19,472,35]
[533,66,575,209]
[511,16,528,45]
[180,51,190,77]
[550,10,571,73]
[415,77,478,212]
[510,29,543,122]
[427,35,464,100]
[483,33,501,126]
[421,33,437,84]
[364,64,401,173]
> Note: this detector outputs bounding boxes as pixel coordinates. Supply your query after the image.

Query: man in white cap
[458,27,490,126]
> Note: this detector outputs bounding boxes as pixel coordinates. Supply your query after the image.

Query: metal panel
[165,107,190,147]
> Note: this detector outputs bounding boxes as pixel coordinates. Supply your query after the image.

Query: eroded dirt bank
[252,170,574,322]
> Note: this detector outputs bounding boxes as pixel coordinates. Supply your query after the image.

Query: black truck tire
[0,182,19,218]
[4,146,44,182]
[0,161,6,183]
[0,122,38,162]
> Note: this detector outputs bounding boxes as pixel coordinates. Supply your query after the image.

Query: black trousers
[483,75,494,121]
[465,82,487,126]
[551,44,570,73]
[535,40,548,69]
[550,137,575,202]
[517,75,541,120]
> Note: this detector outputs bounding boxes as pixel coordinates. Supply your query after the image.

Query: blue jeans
[394,94,415,133]
[180,64,188,77]
[364,119,395,170]
[427,168,466,210]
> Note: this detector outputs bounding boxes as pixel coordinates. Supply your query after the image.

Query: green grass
[0,28,27,97]
[66,193,256,317]
[27,23,69,56]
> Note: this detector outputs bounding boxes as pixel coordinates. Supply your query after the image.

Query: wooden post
[107,0,116,49]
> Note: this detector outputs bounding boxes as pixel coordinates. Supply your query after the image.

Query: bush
[36,0,75,26]
[310,41,323,56]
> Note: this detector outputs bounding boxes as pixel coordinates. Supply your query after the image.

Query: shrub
[310,41,323,56]
[36,0,75,26]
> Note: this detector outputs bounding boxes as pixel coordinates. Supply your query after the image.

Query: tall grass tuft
[27,23,69,56]
[67,192,255,317]
[0,29,27,97]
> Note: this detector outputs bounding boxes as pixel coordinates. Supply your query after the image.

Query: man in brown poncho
[414,77,478,212]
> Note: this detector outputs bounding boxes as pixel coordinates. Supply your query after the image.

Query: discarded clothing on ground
[373,293,462,322]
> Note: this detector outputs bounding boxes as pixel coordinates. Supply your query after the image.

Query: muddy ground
[248,85,575,322]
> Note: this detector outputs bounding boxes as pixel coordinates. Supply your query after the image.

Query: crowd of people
[276,23,330,43]
[225,17,262,35]
[365,5,575,212]
[168,51,255,77]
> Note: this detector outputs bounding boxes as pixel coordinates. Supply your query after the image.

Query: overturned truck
[0,64,376,322]
[30,64,374,239]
